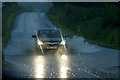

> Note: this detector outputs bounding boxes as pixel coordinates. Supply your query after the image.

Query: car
[32,28,67,53]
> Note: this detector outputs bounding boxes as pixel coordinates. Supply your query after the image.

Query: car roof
[38,28,61,31]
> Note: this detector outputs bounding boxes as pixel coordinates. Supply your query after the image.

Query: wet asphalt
[2,48,119,78]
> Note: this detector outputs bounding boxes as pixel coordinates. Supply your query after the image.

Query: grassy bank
[47,2,120,50]
[2,2,31,48]
[2,2,31,75]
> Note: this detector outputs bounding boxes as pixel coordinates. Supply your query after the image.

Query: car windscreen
[38,29,61,38]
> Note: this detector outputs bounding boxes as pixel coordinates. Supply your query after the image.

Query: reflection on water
[58,55,70,78]
[34,56,45,78]
[33,52,69,78]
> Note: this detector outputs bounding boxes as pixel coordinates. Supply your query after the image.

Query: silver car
[32,28,67,52]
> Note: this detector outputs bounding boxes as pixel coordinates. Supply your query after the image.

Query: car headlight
[60,40,66,45]
[37,39,43,45]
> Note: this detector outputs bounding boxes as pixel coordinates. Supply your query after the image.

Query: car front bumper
[35,42,62,50]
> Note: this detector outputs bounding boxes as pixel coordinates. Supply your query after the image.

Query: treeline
[47,2,120,49]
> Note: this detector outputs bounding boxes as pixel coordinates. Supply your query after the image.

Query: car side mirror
[32,35,37,38]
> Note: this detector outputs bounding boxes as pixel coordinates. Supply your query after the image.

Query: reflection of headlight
[60,40,66,45]
[61,55,67,60]
[37,40,43,45]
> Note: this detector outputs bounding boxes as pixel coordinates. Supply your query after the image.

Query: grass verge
[47,3,120,50]
[2,3,32,48]
[2,3,32,76]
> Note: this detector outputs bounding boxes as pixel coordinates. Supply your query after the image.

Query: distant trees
[3,2,18,7]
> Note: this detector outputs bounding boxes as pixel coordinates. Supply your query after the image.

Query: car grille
[43,41,60,46]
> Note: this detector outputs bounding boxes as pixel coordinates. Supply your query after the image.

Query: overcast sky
[1,0,120,2]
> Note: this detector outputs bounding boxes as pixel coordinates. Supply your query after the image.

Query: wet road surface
[3,49,119,78]
[2,2,119,78]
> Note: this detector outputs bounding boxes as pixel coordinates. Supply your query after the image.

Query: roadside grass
[2,3,32,76]
[0,4,2,77]
[2,2,33,58]
[2,3,32,48]
[47,3,120,50]
[52,21,77,37]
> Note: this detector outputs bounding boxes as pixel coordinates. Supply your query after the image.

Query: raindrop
[73,74,75,77]
[30,74,32,76]
[78,68,80,71]
[72,73,75,76]
[24,64,26,66]
[75,64,77,66]
[78,53,81,56]
[50,73,53,76]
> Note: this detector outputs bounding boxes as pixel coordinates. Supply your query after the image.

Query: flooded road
[3,50,118,78]
[2,2,119,78]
